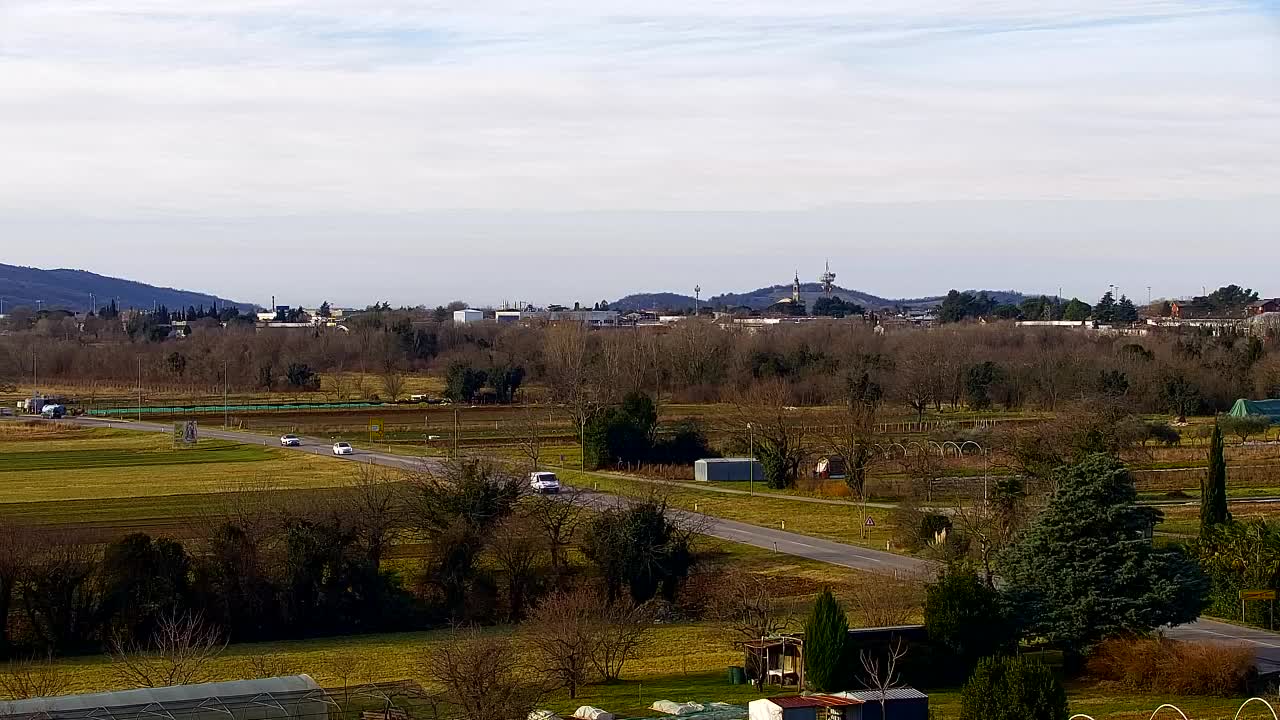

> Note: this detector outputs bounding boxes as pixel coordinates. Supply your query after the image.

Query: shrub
[919,514,952,543]
[1085,635,1255,696]
[960,655,1067,720]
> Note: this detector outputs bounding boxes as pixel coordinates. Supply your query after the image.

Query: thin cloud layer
[0,1,1276,303]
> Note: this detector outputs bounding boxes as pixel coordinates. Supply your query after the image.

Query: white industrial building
[453,308,484,324]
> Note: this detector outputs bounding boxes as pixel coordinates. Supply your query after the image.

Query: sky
[0,0,1277,307]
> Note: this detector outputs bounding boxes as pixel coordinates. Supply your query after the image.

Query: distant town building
[453,308,484,324]
[1249,299,1280,315]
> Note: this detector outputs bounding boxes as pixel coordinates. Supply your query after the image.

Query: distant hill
[613,284,1030,312]
[0,263,254,313]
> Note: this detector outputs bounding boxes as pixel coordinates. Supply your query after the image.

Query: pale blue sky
[0,1,1276,306]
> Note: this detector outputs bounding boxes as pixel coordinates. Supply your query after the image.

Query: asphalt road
[1164,618,1280,672]
[26,416,1280,661]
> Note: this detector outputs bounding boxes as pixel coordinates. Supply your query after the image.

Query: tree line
[4,309,1277,418]
[0,461,697,664]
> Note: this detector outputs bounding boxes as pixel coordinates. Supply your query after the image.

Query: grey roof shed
[694,458,764,482]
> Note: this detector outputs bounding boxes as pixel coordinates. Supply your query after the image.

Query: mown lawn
[0,425,368,504]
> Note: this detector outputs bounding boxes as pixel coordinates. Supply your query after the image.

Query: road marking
[1174,625,1280,649]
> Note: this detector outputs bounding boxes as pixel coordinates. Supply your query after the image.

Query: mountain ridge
[612,285,1029,312]
[0,263,255,313]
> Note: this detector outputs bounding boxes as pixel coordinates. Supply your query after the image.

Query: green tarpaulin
[1229,398,1280,421]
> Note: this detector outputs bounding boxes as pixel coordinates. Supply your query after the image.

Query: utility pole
[747,423,755,496]
[223,360,229,428]
[30,347,36,395]
[453,406,459,459]
[694,285,701,317]
[136,357,142,421]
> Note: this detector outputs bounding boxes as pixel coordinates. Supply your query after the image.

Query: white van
[529,471,561,494]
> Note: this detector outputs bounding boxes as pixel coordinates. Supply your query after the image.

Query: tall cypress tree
[804,588,849,691]
[1201,422,1230,534]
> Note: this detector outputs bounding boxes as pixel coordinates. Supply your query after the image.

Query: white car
[280,434,301,447]
[332,441,354,456]
[529,471,561,494]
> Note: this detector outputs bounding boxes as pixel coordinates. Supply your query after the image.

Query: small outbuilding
[748,696,860,720]
[834,689,929,720]
[813,456,847,479]
[694,457,764,482]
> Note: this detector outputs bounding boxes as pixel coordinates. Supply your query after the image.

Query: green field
[0,424,364,504]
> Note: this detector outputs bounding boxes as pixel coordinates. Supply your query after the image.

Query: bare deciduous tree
[422,628,543,720]
[591,600,656,682]
[381,372,407,402]
[859,637,909,717]
[523,588,599,699]
[319,652,373,707]
[108,611,226,688]
[525,492,584,578]
[543,324,603,463]
[324,369,348,401]
[852,581,922,628]
[513,406,543,472]
[242,652,298,680]
[710,573,792,643]
[0,654,70,700]
[490,515,548,622]
[342,461,405,567]
[729,379,808,489]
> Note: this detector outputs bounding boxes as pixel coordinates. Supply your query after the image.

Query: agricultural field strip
[0,445,274,471]
[49,417,929,576]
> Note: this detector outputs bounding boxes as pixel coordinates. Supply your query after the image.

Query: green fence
[87,401,388,417]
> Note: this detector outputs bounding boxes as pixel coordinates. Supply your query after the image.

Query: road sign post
[368,418,384,444]
[1241,589,1276,627]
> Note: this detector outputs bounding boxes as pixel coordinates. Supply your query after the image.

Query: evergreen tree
[1115,295,1139,322]
[804,588,849,691]
[960,656,1067,720]
[1093,291,1117,322]
[1061,298,1091,321]
[1201,422,1231,534]
[925,564,1017,682]
[1000,454,1208,656]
